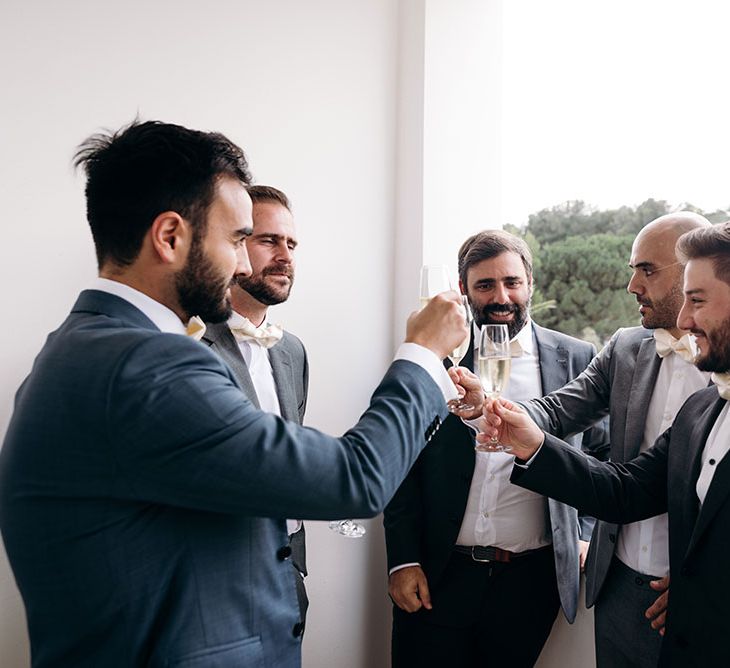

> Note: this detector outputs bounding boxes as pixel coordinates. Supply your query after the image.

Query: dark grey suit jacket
[384,323,610,623]
[524,326,667,606]
[0,290,447,668]
[202,321,310,621]
[513,387,730,667]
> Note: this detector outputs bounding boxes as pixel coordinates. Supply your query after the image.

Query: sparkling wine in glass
[447,296,475,413]
[476,324,512,452]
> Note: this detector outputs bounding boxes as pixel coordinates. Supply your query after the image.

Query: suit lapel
[623,338,662,459]
[201,322,260,407]
[269,340,298,423]
[685,397,730,558]
[532,324,568,393]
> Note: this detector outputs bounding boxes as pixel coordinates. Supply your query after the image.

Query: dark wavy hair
[74,120,253,268]
[676,222,730,286]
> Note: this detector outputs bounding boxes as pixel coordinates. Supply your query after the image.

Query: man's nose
[236,244,253,278]
[493,283,510,303]
[627,271,643,295]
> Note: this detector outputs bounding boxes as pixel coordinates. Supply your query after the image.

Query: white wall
[0,2,401,666]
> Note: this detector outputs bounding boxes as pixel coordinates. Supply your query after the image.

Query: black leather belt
[453,544,550,563]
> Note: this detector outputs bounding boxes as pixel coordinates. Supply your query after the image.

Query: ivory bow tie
[510,339,523,358]
[712,372,730,401]
[186,316,207,341]
[653,329,695,362]
[229,317,284,349]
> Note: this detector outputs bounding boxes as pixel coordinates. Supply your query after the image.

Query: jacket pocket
[167,636,264,667]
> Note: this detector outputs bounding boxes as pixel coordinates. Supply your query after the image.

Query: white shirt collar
[513,319,535,355]
[90,277,187,335]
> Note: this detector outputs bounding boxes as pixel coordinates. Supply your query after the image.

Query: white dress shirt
[615,350,709,577]
[696,402,730,505]
[455,320,551,551]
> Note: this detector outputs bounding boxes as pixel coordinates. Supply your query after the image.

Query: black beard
[175,235,232,323]
[235,266,294,306]
[695,315,730,373]
[470,300,530,340]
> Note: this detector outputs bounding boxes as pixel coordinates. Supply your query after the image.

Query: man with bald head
[523,212,711,668]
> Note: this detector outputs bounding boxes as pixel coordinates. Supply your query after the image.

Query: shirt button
[483,511,490,518]
[663,412,671,422]
[489,474,496,481]
[642,546,648,552]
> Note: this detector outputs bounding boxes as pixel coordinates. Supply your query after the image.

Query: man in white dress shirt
[522,212,711,668]
[200,185,311,632]
[384,230,609,667]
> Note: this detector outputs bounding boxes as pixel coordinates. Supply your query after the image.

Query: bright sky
[501,0,730,227]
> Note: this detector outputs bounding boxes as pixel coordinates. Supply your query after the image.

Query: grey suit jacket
[524,326,665,606]
[384,323,610,623]
[513,387,730,667]
[0,290,447,668]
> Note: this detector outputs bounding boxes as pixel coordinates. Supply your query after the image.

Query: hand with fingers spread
[447,366,484,420]
[646,576,669,636]
[388,566,432,613]
[477,397,545,459]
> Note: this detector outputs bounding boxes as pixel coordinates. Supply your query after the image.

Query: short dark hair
[458,230,533,287]
[676,221,730,286]
[247,185,291,212]
[74,120,253,268]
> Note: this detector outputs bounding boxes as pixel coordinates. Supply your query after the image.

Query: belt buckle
[471,546,491,563]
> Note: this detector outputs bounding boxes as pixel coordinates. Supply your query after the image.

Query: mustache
[481,303,519,315]
[261,265,293,279]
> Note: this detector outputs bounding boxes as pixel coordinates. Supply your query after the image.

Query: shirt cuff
[513,441,544,468]
[389,562,421,576]
[395,343,459,402]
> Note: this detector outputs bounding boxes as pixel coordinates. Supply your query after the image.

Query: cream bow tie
[653,329,695,362]
[186,316,207,341]
[230,317,284,349]
[510,339,523,358]
[712,372,730,401]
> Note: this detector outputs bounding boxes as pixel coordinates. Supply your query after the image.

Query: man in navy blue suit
[0,120,477,668]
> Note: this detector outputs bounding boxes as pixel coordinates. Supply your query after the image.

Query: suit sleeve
[524,332,618,439]
[107,334,447,520]
[512,430,669,524]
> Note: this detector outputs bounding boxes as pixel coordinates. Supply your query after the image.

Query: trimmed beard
[470,298,531,340]
[175,233,232,323]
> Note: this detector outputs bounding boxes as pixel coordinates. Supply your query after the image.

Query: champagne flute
[419,264,452,307]
[476,324,512,452]
[447,296,475,413]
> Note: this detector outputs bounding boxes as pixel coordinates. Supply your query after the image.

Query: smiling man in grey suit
[484,221,730,667]
[384,230,609,668]
[201,185,311,632]
[522,212,710,668]
[0,120,477,668]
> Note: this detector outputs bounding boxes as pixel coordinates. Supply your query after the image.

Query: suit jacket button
[277,546,292,560]
[292,622,305,637]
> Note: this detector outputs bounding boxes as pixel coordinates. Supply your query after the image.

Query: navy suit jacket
[513,387,730,667]
[202,321,309,620]
[0,290,446,668]
[384,323,609,623]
